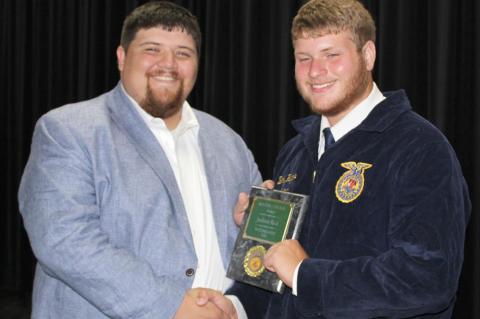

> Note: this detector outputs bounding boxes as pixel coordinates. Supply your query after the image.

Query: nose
[158,50,177,69]
[308,58,327,78]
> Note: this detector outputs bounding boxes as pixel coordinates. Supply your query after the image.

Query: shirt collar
[120,83,199,136]
[321,82,386,141]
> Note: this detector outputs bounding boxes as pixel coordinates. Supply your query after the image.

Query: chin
[310,101,333,114]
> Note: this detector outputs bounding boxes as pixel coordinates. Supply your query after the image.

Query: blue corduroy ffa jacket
[228,90,470,319]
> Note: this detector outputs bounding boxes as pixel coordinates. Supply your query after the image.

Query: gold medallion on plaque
[243,245,266,277]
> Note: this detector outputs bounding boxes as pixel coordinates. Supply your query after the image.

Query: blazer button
[185,268,195,277]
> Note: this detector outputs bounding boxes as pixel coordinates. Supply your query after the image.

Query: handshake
[174,288,237,319]
[174,180,308,319]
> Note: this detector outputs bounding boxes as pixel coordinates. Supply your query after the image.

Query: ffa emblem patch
[243,245,266,277]
[335,162,372,203]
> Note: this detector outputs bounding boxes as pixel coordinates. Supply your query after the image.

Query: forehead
[132,27,196,49]
[293,30,356,52]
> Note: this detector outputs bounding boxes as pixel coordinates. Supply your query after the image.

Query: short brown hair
[292,0,376,49]
[120,1,201,55]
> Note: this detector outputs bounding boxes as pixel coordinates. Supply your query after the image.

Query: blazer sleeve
[245,142,263,187]
[295,141,470,318]
[18,114,185,318]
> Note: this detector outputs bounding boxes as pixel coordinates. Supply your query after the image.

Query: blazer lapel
[197,113,229,265]
[107,84,193,246]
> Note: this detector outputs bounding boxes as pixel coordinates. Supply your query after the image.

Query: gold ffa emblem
[335,162,372,203]
[243,245,266,277]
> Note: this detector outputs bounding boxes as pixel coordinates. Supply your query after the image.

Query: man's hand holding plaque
[233,180,276,227]
[263,239,308,288]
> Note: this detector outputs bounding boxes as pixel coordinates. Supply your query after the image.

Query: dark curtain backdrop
[1,0,478,317]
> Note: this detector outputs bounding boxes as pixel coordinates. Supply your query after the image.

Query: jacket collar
[356,90,412,132]
[292,90,412,156]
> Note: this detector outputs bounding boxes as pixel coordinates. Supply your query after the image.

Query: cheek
[295,64,309,81]
[141,58,158,73]
[180,63,198,83]
[124,63,148,79]
[329,54,360,76]
[328,59,347,75]
[125,54,157,73]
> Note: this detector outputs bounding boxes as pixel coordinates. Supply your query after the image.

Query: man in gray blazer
[18,2,261,318]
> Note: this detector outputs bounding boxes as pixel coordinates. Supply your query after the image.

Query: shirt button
[185,268,195,277]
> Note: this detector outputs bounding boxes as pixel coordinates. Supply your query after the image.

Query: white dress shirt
[317,82,386,160]
[123,85,232,293]
[292,83,386,296]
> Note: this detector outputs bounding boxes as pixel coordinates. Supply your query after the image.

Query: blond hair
[292,0,376,49]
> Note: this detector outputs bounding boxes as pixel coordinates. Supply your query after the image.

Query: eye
[176,50,192,58]
[145,47,160,53]
[326,53,340,58]
[296,56,311,63]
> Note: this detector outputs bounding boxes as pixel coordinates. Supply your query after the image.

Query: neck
[326,80,373,126]
[164,110,182,130]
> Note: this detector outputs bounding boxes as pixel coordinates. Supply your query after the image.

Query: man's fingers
[189,288,236,318]
[261,179,275,189]
[176,290,229,319]
[234,192,249,226]
[262,240,308,288]
[233,181,275,227]
[191,288,215,306]
[194,290,208,306]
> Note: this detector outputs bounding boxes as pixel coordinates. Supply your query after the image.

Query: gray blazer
[18,83,262,318]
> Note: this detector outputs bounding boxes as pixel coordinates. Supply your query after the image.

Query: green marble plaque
[227,186,309,293]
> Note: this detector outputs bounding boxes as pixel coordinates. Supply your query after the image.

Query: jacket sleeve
[227,282,272,317]
[18,115,185,319]
[295,141,471,318]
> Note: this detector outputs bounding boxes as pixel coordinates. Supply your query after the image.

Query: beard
[301,55,371,118]
[140,74,184,119]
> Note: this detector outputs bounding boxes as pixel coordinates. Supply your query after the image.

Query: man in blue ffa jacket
[18,2,261,318]
[195,0,471,318]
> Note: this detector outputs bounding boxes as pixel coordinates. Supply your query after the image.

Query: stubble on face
[297,46,371,121]
[315,53,370,118]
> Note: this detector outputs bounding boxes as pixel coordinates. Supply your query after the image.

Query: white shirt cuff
[292,260,303,296]
[225,295,248,319]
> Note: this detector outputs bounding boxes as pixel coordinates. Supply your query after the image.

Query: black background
[1,0,478,317]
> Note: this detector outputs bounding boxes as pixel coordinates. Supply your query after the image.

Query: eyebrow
[139,42,196,54]
[295,46,337,56]
[177,46,197,54]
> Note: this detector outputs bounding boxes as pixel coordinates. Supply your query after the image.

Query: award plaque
[226,186,309,293]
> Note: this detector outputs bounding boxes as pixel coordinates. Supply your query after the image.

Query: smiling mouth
[148,70,179,82]
[152,75,176,81]
[311,80,336,90]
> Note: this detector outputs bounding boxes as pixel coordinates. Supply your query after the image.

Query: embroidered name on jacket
[277,173,297,191]
[278,173,297,185]
[335,162,372,203]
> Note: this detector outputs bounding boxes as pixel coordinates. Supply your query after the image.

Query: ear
[362,40,376,71]
[116,46,126,72]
